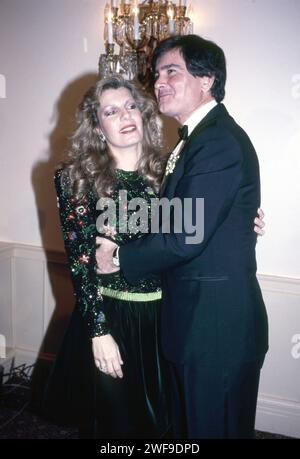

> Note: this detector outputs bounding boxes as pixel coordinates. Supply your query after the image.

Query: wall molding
[258,273,300,296]
[0,242,67,264]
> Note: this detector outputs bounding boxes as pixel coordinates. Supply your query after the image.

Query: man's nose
[154,74,166,91]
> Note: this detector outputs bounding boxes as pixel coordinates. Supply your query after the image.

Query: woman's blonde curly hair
[59,75,167,199]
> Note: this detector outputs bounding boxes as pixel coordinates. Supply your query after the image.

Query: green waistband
[99,286,162,302]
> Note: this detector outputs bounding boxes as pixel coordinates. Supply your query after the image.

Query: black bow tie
[178,125,188,141]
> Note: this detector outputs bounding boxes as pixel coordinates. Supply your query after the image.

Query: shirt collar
[183,99,218,137]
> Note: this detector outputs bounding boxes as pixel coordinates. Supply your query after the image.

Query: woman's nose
[120,108,132,119]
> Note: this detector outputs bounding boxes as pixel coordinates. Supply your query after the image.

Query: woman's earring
[99,131,106,143]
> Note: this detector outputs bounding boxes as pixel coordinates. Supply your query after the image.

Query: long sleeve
[54,169,110,338]
[120,134,244,284]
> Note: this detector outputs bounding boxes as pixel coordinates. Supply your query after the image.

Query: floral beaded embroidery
[75,205,87,216]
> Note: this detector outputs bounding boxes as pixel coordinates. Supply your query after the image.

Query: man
[96,35,268,438]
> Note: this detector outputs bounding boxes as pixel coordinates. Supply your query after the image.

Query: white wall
[0,0,106,251]
[190,0,300,278]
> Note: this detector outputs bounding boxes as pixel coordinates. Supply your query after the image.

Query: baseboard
[256,395,300,438]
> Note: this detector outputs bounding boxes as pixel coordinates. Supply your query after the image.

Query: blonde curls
[58,75,167,199]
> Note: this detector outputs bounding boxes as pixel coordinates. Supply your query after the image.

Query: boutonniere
[165,149,181,177]
[165,125,188,177]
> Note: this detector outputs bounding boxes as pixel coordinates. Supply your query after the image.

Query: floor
[0,363,294,440]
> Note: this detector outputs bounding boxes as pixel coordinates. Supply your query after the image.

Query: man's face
[154,48,214,124]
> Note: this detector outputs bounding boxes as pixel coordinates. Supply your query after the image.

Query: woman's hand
[92,334,124,379]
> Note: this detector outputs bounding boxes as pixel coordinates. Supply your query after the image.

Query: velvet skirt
[43,296,170,439]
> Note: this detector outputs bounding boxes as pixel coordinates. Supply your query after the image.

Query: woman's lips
[120,125,136,133]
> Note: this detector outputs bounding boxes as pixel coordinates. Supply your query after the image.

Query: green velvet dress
[43,169,170,439]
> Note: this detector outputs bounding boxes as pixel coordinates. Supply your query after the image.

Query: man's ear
[199,75,215,93]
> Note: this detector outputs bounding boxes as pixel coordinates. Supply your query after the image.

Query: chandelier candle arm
[99,1,193,82]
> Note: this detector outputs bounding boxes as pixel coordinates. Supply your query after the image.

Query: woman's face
[97,87,143,152]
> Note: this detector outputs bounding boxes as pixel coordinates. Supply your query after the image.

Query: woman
[44,75,170,439]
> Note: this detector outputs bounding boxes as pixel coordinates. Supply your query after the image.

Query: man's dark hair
[151,34,227,103]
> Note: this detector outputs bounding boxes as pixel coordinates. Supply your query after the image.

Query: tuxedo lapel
[161,104,227,197]
[185,103,226,146]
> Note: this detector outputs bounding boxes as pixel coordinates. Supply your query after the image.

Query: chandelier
[99,1,193,83]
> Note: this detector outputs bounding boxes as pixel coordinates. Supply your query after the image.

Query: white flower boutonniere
[165,149,181,176]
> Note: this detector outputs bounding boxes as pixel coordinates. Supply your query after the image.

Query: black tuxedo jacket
[120,104,268,365]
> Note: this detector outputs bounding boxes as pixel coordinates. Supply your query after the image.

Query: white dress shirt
[174,99,218,155]
[164,100,218,178]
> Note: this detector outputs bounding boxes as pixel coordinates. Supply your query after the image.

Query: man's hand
[96,237,120,274]
[254,208,265,236]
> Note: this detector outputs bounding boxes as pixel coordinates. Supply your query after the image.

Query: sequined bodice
[97,169,161,295]
[54,168,161,337]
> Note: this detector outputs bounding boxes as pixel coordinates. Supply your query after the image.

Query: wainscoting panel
[14,256,45,355]
[256,275,300,437]
[0,245,13,354]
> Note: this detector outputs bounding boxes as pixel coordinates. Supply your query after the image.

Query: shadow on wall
[31,72,99,252]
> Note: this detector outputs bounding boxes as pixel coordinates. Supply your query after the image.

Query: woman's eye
[167,68,175,75]
[104,109,116,117]
[128,103,137,110]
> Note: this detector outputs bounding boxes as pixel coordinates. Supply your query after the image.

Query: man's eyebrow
[155,64,182,73]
